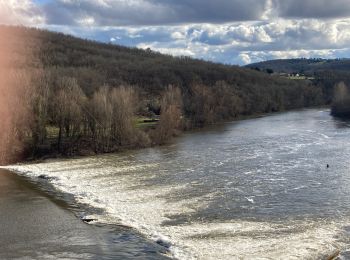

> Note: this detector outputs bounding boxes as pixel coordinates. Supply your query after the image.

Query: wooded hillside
[0,26,328,161]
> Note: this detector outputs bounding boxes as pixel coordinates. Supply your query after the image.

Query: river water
[4,109,350,259]
[0,170,170,260]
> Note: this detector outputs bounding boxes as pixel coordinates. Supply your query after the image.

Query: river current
[5,109,350,259]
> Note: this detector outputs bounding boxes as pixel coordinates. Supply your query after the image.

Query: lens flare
[0,26,36,164]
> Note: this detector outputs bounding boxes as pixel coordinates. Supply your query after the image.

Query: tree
[53,77,86,152]
[87,87,112,152]
[87,86,138,152]
[266,68,274,74]
[155,86,183,144]
[331,82,350,117]
[31,71,51,147]
[109,86,137,146]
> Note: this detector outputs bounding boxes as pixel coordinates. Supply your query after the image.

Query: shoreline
[18,106,331,166]
[2,108,347,259]
[0,169,172,260]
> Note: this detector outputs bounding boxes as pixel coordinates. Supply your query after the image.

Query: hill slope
[246,58,350,75]
[0,26,328,160]
[5,27,316,96]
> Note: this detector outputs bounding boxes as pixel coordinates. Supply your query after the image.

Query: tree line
[23,71,325,159]
[0,26,330,162]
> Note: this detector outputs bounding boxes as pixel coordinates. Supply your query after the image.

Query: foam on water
[3,158,347,260]
[4,109,350,259]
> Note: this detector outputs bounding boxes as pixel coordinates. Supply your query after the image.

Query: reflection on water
[5,109,350,259]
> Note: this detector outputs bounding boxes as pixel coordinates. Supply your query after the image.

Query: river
[4,109,350,259]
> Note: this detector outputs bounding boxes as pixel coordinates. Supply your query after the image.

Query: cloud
[3,0,350,65]
[37,0,350,27]
[0,0,44,25]
[242,48,350,64]
[41,17,350,65]
[171,31,186,40]
[274,0,350,19]
[238,53,252,64]
[40,0,268,26]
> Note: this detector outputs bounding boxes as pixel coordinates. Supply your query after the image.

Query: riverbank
[4,108,349,259]
[23,106,330,164]
[0,169,171,260]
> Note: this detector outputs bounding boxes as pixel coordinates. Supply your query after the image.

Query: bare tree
[31,71,51,146]
[155,86,183,144]
[331,82,350,117]
[87,85,138,152]
[190,84,215,126]
[53,77,86,152]
[110,86,137,146]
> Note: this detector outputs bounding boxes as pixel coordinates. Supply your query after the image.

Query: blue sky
[2,0,350,65]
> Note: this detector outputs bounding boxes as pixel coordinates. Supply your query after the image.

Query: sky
[1,0,350,65]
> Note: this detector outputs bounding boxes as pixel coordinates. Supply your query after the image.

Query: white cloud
[171,31,186,40]
[77,16,96,27]
[239,53,252,64]
[42,17,350,65]
[0,0,44,25]
[3,0,350,65]
[137,42,196,57]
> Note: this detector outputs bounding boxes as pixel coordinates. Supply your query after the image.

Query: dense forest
[0,26,331,162]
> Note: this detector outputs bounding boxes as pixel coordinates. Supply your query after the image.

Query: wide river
[4,109,350,259]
